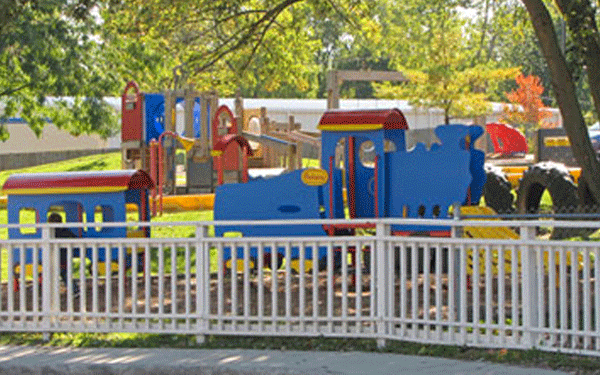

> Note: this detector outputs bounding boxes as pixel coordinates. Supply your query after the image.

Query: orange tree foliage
[501,74,554,130]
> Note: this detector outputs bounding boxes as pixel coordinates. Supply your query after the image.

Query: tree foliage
[0,0,121,141]
[500,74,553,131]
[101,0,368,97]
[372,0,519,124]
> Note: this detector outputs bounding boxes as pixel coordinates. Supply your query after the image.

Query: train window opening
[48,203,87,236]
[359,140,375,168]
[334,138,345,169]
[46,209,66,222]
[223,232,243,238]
[19,207,38,235]
[127,204,140,231]
[95,205,115,232]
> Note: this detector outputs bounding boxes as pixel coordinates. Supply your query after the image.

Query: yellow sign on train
[301,168,328,186]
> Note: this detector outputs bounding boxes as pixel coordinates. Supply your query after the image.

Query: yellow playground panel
[461,206,586,276]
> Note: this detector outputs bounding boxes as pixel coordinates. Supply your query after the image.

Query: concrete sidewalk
[0,345,572,375]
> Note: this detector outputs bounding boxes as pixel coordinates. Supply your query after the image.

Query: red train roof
[2,170,154,195]
[317,108,408,131]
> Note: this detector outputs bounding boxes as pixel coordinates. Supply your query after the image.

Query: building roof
[2,170,154,195]
[317,108,409,132]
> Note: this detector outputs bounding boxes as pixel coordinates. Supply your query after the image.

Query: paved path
[0,345,572,375]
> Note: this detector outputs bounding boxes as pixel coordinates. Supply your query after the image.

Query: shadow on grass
[66,159,109,172]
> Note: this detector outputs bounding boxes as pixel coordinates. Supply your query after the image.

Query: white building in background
[0,120,120,155]
[218,98,562,133]
[1,97,562,155]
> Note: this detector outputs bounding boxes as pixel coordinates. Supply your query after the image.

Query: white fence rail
[1,218,600,356]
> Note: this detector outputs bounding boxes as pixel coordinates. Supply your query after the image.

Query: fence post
[520,223,538,348]
[196,223,209,345]
[375,221,390,348]
[451,204,462,322]
[41,225,58,341]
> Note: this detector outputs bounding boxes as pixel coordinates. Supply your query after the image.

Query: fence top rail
[0,235,595,248]
[2,217,600,230]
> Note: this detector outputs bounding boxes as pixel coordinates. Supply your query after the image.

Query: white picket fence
[1,217,600,356]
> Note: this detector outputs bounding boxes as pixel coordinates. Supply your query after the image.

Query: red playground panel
[121,81,143,143]
[485,123,528,155]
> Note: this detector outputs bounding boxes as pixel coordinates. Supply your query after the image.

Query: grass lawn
[0,152,122,189]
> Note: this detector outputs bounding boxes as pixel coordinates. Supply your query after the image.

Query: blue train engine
[214,108,486,272]
[2,170,154,288]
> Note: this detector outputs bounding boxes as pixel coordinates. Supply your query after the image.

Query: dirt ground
[3,269,524,324]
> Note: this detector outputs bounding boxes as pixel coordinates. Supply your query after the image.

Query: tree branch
[184,0,304,73]
[0,82,32,97]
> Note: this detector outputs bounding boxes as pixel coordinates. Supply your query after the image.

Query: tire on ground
[483,164,514,214]
[516,162,579,239]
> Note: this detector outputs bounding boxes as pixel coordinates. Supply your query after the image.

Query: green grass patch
[0,152,121,188]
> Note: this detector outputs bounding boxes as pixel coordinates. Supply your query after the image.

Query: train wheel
[516,162,579,239]
[483,164,514,214]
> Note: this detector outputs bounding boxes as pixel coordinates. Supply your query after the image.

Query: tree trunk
[521,0,600,204]
[554,0,600,122]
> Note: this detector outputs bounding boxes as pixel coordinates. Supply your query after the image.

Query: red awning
[317,108,408,131]
[2,170,154,195]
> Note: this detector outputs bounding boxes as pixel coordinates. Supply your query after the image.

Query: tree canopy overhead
[370,0,520,123]
[0,0,121,141]
[102,0,363,96]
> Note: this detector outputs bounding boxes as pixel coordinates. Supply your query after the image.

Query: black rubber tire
[483,164,514,214]
[516,162,578,239]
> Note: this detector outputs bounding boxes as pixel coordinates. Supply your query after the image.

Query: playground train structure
[3,107,498,283]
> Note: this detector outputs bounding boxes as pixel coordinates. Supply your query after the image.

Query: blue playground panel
[220,245,331,265]
[214,169,343,238]
[214,169,344,265]
[386,124,485,233]
[144,94,210,143]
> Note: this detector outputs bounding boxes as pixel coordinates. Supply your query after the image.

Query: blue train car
[2,170,154,279]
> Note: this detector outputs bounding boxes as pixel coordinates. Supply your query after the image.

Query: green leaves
[0,0,121,141]
[373,0,521,123]
[102,0,321,97]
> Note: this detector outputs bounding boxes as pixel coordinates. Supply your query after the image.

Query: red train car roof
[2,170,154,195]
[317,108,408,132]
